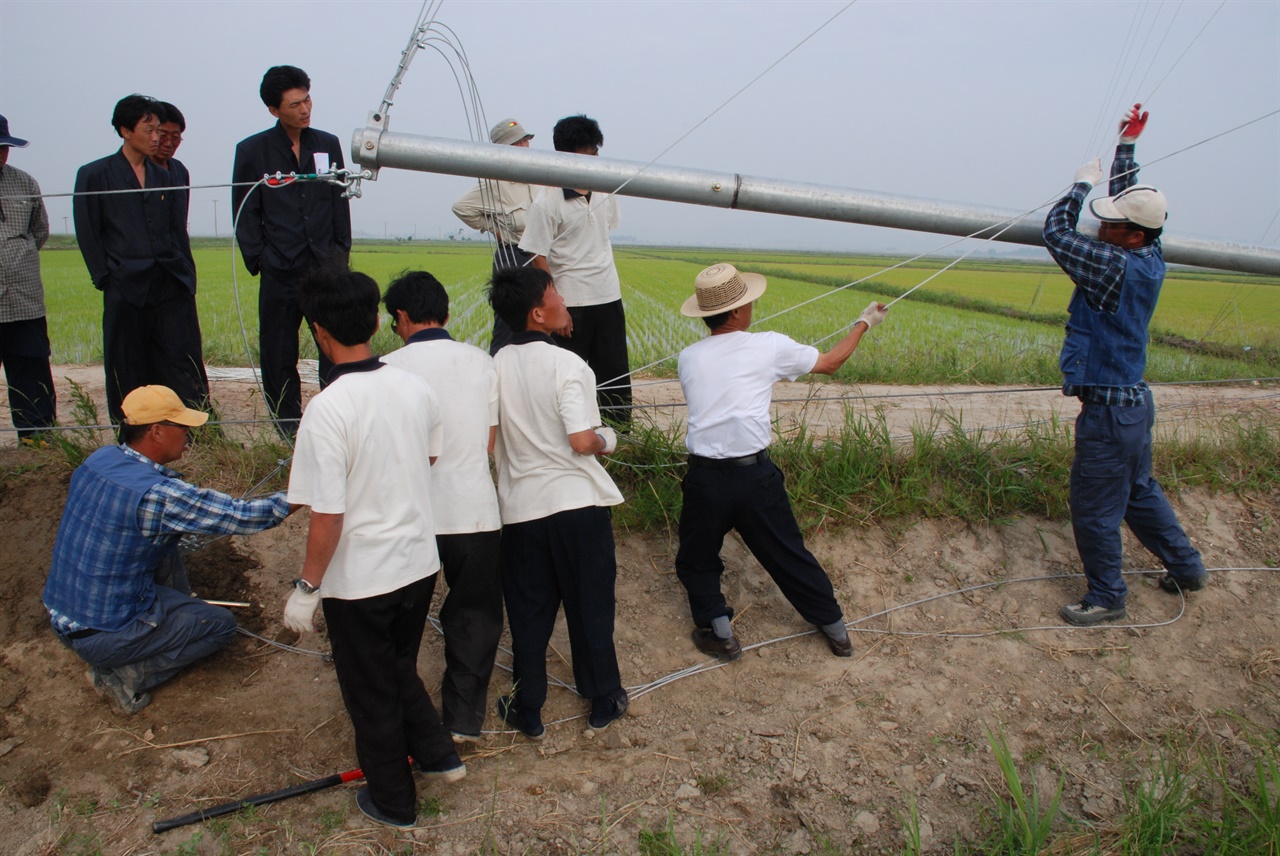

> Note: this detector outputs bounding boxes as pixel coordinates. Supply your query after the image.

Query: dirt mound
[1,444,1277,853]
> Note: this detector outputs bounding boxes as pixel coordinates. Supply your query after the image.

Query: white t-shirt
[381,333,501,534]
[493,339,623,524]
[679,331,819,458]
[518,188,621,307]
[288,363,444,599]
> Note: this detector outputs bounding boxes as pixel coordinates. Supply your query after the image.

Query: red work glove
[1118,103,1149,144]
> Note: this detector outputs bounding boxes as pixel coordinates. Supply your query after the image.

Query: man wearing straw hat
[42,386,293,714]
[1044,103,1208,626]
[675,263,887,660]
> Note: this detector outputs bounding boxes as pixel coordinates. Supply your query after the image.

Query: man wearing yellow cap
[1044,104,1208,627]
[42,386,293,713]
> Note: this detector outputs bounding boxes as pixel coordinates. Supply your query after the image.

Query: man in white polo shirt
[676,263,888,661]
[518,114,631,428]
[488,264,627,739]
[381,270,503,744]
[282,264,463,829]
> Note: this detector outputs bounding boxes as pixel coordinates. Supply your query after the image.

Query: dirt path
[0,375,1277,854]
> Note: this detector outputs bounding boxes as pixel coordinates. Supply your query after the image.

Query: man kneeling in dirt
[42,386,293,714]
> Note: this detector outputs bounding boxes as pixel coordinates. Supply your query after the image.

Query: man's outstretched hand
[1074,158,1104,187]
[1119,103,1149,144]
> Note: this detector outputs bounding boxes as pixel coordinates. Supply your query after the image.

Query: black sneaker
[588,691,629,731]
[692,628,743,661]
[415,751,466,783]
[1059,600,1127,626]
[496,695,545,741]
[1157,573,1207,594]
[355,786,415,828]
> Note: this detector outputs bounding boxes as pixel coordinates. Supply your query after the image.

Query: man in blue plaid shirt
[1043,104,1208,627]
[43,386,294,713]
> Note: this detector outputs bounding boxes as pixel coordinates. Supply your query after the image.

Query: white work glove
[1073,158,1104,187]
[856,301,888,330]
[595,425,618,454]
[1118,103,1149,144]
[283,587,321,634]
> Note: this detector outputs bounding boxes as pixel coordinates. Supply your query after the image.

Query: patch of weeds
[813,832,844,855]
[975,727,1065,855]
[418,794,444,818]
[73,796,98,817]
[317,806,347,832]
[54,829,104,856]
[899,792,923,856]
[638,813,730,855]
[174,830,204,856]
[695,773,731,796]
[48,787,69,822]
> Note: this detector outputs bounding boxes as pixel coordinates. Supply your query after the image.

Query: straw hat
[680,263,768,318]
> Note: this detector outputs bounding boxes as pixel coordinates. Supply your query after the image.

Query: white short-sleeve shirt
[381,332,501,534]
[679,331,819,459]
[518,188,621,307]
[493,338,623,524]
[288,362,444,599]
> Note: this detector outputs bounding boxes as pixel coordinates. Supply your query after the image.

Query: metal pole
[351,124,1280,277]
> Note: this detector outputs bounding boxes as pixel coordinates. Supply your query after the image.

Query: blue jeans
[61,585,237,694]
[1070,388,1205,608]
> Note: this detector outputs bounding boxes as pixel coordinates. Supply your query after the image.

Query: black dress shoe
[824,632,854,657]
[692,627,743,661]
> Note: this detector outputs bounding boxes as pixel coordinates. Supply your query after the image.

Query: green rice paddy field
[37,239,1280,385]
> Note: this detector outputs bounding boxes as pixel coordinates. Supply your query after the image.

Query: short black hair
[1137,224,1163,245]
[701,310,732,331]
[553,115,603,153]
[111,94,160,137]
[120,421,150,444]
[489,266,553,332]
[156,101,186,131]
[296,261,380,347]
[384,270,449,326]
[260,65,311,109]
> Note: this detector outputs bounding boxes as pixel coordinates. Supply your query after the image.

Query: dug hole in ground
[0,368,1277,854]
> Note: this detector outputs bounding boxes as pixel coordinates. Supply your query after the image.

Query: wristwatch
[293,578,319,595]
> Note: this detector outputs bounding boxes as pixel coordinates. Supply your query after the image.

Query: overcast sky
[2,0,1277,255]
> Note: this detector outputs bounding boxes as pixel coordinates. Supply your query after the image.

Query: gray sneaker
[1059,600,1127,626]
[88,667,151,714]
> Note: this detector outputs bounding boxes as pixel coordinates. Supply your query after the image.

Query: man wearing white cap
[452,118,537,354]
[1044,104,1208,627]
[0,114,56,439]
[675,264,887,659]
[42,386,293,713]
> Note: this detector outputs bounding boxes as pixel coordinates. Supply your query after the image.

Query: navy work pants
[1070,388,1205,608]
[435,530,504,737]
[0,316,56,438]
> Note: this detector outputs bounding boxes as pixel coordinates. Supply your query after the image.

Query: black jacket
[73,150,196,305]
[231,122,352,276]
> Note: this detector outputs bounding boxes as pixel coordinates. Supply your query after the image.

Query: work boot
[88,667,151,714]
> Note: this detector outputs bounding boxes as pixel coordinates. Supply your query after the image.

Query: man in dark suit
[74,94,208,425]
[231,66,352,437]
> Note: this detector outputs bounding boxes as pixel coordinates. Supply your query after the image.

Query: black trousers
[323,575,455,823]
[258,270,333,435]
[102,274,209,425]
[0,317,56,438]
[676,457,843,629]
[488,244,532,356]
[552,299,632,427]
[501,505,622,712]
[435,530,504,736]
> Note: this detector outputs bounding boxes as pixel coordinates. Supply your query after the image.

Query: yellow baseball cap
[121,386,209,427]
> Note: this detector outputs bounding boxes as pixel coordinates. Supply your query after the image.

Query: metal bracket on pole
[352,110,387,182]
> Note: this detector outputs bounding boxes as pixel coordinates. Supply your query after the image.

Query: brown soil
[0,371,1277,854]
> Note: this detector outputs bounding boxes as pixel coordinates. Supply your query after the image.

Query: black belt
[64,627,101,639]
[688,450,769,470]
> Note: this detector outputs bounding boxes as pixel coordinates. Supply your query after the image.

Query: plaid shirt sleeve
[136,478,290,538]
[1042,184,1127,316]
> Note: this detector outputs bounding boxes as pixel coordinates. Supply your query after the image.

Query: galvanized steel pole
[352,120,1280,277]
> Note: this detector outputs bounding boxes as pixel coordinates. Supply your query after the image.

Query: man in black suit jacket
[74,94,208,425]
[231,66,352,437]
